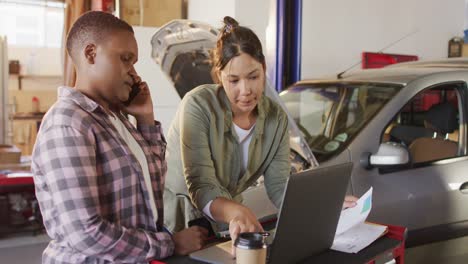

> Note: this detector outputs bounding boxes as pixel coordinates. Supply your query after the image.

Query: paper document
[332,187,388,253]
[335,187,373,236]
[332,222,387,253]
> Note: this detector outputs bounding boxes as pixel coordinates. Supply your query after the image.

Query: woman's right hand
[208,197,263,256]
[228,208,264,256]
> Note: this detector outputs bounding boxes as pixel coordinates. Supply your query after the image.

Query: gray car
[280,59,468,250]
[149,20,468,263]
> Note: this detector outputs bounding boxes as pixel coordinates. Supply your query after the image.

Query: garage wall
[133,26,181,130]
[465,0,468,40]
[301,0,466,79]
[234,0,270,50]
[188,0,235,28]
[9,47,62,76]
[187,0,270,49]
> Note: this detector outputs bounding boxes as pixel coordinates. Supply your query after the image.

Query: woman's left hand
[342,195,358,209]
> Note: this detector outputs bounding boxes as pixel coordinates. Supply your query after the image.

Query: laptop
[190,162,353,264]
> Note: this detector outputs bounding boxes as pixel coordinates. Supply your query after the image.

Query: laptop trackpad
[189,241,235,264]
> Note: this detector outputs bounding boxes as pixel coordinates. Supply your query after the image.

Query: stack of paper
[331,187,388,253]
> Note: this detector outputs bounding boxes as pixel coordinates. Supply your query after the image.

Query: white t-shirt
[109,114,159,223]
[202,122,255,219]
[233,123,255,176]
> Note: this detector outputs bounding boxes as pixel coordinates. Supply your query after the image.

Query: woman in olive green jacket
[164,17,357,252]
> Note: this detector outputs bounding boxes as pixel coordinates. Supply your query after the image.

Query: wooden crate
[120,0,184,27]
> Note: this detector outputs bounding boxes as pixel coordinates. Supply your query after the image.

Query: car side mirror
[361,142,410,169]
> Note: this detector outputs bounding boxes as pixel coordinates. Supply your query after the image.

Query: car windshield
[280,82,403,162]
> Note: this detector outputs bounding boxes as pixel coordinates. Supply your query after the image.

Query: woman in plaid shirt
[32,11,207,264]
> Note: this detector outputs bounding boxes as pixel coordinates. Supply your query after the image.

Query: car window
[382,83,463,164]
[281,82,402,162]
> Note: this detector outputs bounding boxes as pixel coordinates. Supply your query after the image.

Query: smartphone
[188,217,215,237]
[124,83,141,106]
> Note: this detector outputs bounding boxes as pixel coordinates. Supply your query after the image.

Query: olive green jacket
[164,84,290,232]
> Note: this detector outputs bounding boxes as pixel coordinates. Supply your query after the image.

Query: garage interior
[1,0,468,263]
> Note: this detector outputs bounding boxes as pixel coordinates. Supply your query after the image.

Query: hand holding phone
[123,83,141,106]
[123,73,154,124]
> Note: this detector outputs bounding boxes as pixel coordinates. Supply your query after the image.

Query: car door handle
[460,182,468,194]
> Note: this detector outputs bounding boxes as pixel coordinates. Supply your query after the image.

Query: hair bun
[222,16,239,34]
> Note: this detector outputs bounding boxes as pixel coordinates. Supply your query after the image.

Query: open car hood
[150,19,318,169]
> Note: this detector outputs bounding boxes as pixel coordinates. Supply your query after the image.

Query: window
[281,82,402,162]
[382,83,463,164]
[0,1,65,48]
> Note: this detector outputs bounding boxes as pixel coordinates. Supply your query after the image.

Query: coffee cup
[234,232,270,264]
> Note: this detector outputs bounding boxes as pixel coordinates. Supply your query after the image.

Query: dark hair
[66,11,134,59]
[212,16,265,82]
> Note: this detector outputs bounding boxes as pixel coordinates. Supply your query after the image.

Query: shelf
[10,74,62,90]
[12,113,45,120]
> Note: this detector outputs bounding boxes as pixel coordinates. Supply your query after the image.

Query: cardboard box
[120,0,184,27]
[463,44,468,57]
[0,145,21,164]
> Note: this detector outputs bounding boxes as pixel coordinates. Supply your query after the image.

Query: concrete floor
[0,233,49,264]
[0,242,47,264]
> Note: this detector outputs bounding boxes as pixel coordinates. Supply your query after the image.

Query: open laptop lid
[268,162,352,264]
[190,163,352,264]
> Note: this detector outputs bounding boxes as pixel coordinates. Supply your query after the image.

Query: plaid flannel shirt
[32,86,174,263]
